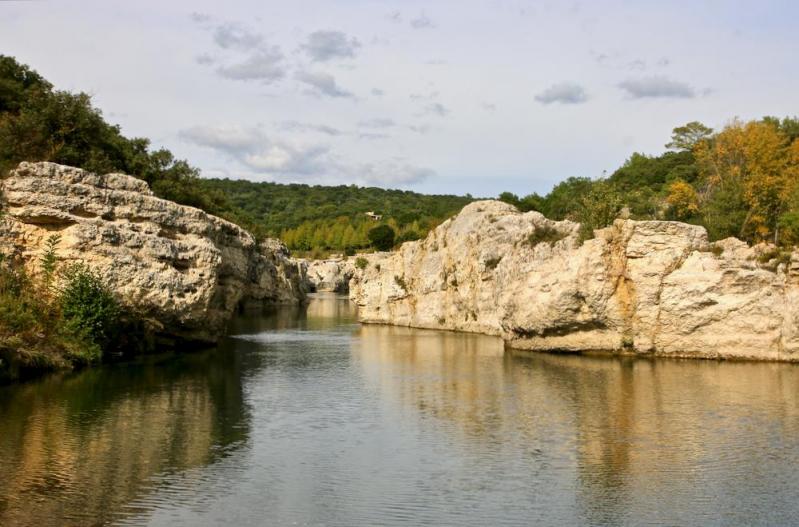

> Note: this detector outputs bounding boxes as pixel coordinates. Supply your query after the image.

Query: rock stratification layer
[0,162,307,343]
[350,200,799,361]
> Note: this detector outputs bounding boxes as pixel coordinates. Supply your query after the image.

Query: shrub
[368,224,396,251]
[59,263,121,351]
[527,225,567,246]
[394,275,407,291]
[355,257,368,270]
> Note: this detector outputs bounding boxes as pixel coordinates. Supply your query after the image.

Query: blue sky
[1,0,797,197]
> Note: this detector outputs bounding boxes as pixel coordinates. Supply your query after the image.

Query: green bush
[527,225,567,246]
[368,224,396,251]
[59,263,121,351]
[355,257,368,270]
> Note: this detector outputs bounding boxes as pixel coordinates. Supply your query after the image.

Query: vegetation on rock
[0,235,123,382]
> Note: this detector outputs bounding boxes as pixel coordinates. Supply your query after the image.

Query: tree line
[498,118,799,245]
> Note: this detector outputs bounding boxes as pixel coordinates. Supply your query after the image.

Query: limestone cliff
[0,162,308,344]
[350,200,799,361]
[305,258,356,293]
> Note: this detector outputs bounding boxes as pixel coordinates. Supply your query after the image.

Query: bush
[368,224,396,251]
[355,257,368,270]
[394,275,407,291]
[527,225,567,246]
[59,263,121,351]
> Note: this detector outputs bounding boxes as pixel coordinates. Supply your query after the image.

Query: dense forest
[201,178,474,254]
[499,118,799,246]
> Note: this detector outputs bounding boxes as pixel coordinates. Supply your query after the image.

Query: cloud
[423,102,449,116]
[213,23,263,50]
[481,102,497,111]
[179,124,264,153]
[358,160,434,186]
[358,118,395,129]
[302,30,360,62]
[371,88,385,97]
[278,121,345,136]
[216,47,286,83]
[534,82,588,104]
[410,13,436,29]
[618,76,696,99]
[295,70,354,98]
[180,124,328,175]
[180,124,433,187]
[387,11,402,23]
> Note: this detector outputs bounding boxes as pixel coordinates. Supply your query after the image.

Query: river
[1,293,799,526]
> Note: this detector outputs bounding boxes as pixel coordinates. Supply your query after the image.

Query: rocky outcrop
[351,200,799,361]
[0,162,308,344]
[305,258,356,292]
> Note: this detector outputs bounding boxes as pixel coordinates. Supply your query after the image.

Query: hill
[202,178,474,253]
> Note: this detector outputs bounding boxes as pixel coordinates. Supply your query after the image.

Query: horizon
[2,0,797,197]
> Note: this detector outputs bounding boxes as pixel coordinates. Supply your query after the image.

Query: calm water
[2,294,799,526]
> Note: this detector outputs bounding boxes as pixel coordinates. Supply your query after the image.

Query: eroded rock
[350,200,799,361]
[0,162,308,344]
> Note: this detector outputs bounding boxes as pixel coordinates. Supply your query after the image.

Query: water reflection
[0,348,256,526]
[2,294,799,525]
[354,323,799,525]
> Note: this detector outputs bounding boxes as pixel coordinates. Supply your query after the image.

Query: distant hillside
[202,178,476,253]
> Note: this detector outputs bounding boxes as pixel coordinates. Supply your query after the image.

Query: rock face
[0,162,308,343]
[351,200,799,361]
[305,258,356,293]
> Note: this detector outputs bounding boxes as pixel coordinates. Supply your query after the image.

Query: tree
[665,180,699,220]
[368,224,396,251]
[666,121,713,151]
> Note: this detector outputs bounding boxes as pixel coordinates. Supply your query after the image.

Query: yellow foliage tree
[694,119,799,243]
[665,179,699,220]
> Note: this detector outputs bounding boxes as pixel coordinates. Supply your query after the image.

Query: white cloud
[213,23,263,50]
[295,69,354,98]
[302,30,360,62]
[534,82,588,104]
[618,76,696,99]
[358,160,434,185]
[216,48,285,83]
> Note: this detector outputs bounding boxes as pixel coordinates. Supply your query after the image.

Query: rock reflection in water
[354,324,799,525]
[0,348,255,527]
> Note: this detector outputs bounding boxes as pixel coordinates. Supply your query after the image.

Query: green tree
[368,224,396,251]
[666,121,713,151]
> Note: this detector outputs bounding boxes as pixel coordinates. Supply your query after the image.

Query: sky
[1,0,798,197]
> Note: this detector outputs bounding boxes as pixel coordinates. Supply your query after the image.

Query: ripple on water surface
[2,295,799,526]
